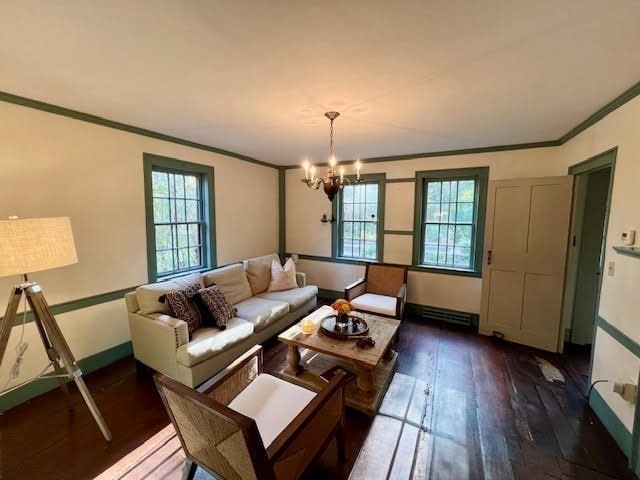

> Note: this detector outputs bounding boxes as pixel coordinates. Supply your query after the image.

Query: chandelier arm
[302,178,325,190]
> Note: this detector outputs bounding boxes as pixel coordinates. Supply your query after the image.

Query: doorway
[563,148,616,361]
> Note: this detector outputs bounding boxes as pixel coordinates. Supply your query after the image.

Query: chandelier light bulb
[329,155,337,167]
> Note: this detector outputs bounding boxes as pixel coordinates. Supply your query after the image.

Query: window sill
[333,256,377,265]
[409,264,482,278]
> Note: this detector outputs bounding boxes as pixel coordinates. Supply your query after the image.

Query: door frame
[562,147,617,368]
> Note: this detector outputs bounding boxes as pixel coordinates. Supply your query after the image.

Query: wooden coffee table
[278,305,399,416]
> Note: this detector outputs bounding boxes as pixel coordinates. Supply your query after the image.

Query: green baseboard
[589,387,632,457]
[0,341,132,413]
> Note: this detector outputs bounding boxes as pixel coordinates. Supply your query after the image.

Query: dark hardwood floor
[0,315,635,479]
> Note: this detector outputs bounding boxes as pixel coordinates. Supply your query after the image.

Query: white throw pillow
[267,258,298,292]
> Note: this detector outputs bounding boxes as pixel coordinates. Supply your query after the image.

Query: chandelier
[302,111,361,202]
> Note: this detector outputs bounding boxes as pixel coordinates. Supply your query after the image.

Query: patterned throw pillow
[164,282,203,337]
[196,285,235,329]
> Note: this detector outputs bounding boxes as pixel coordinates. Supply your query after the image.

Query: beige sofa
[125,253,317,387]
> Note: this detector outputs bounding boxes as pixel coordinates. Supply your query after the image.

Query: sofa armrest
[128,311,189,377]
[296,271,307,288]
[345,278,366,301]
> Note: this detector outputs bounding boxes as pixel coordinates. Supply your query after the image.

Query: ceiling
[1,1,640,166]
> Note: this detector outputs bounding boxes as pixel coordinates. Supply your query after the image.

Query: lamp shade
[0,217,78,278]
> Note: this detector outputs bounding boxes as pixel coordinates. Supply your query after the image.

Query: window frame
[332,173,386,263]
[412,167,488,277]
[143,153,217,282]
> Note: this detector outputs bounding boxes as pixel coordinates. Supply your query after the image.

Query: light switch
[608,261,615,276]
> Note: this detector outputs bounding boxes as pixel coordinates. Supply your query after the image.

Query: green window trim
[143,153,217,282]
[332,173,386,262]
[412,167,488,276]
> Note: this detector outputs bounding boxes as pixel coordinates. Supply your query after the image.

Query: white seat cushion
[351,293,397,316]
[228,374,315,448]
[258,285,318,310]
[176,318,254,367]
[234,297,290,332]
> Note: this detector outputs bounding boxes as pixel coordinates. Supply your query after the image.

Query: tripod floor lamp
[0,217,111,441]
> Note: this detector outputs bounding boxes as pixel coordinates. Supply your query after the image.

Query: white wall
[0,101,279,392]
[286,147,564,312]
[559,94,640,432]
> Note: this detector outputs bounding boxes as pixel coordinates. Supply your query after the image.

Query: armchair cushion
[228,373,315,448]
[257,285,319,310]
[351,293,397,317]
[176,318,254,367]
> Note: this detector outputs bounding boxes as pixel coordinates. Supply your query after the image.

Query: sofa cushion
[228,373,315,448]
[164,282,203,336]
[351,293,397,317]
[234,297,289,332]
[196,285,234,329]
[258,285,318,311]
[202,264,252,305]
[176,318,254,367]
[268,258,298,292]
[136,272,204,315]
[245,260,271,295]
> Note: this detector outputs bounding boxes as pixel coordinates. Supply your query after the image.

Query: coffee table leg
[356,367,374,393]
[285,345,302,375]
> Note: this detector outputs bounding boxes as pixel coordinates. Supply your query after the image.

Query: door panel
[486,269,523,332]
[480,176,573,352]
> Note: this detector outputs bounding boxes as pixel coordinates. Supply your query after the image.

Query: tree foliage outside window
[414,167,488,275]
[152,170,205,275]
[334,174,385,262]
[144,153,216,282]
[422,179,476,268]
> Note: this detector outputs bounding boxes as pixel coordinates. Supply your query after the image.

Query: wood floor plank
[349,415,403,480]
[388,423,420,480]
[379,373,416,420]
[1,312,636,480]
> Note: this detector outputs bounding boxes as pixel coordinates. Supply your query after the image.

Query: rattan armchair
[154,345,347,480]
[345,263,408,320]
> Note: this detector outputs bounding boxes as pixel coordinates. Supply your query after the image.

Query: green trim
[589,387,633,457]
[408,264,482,278]
[384,230,414,236]
[613,246,640,259]
[318,288,342,300]
[290,253,481,277]
[0,90,276,169]
[0,286,136,327]
[282,141,558,169]
[143,153,217,282]
[412,167,489,275]
[559,81,640,144]
[596,316,640,358]
[289,253,369,266]
[568,147,618,176]
[0,341,132,413]
[332,174,386,263]
[385,178,415,184]
[279,168,286,258]
[567,148,617,385]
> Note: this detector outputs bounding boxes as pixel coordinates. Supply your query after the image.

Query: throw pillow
[268,258,298,292]
[196,285,235,329]
[164,282,203,337]
[246,259,271,294]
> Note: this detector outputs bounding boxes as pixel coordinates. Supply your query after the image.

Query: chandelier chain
[329,118,334,158]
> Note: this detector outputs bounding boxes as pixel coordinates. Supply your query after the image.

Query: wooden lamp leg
[25,285,112,441]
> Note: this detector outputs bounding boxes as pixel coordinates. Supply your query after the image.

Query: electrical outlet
[623,383,638,403]
[608,261,615,276]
